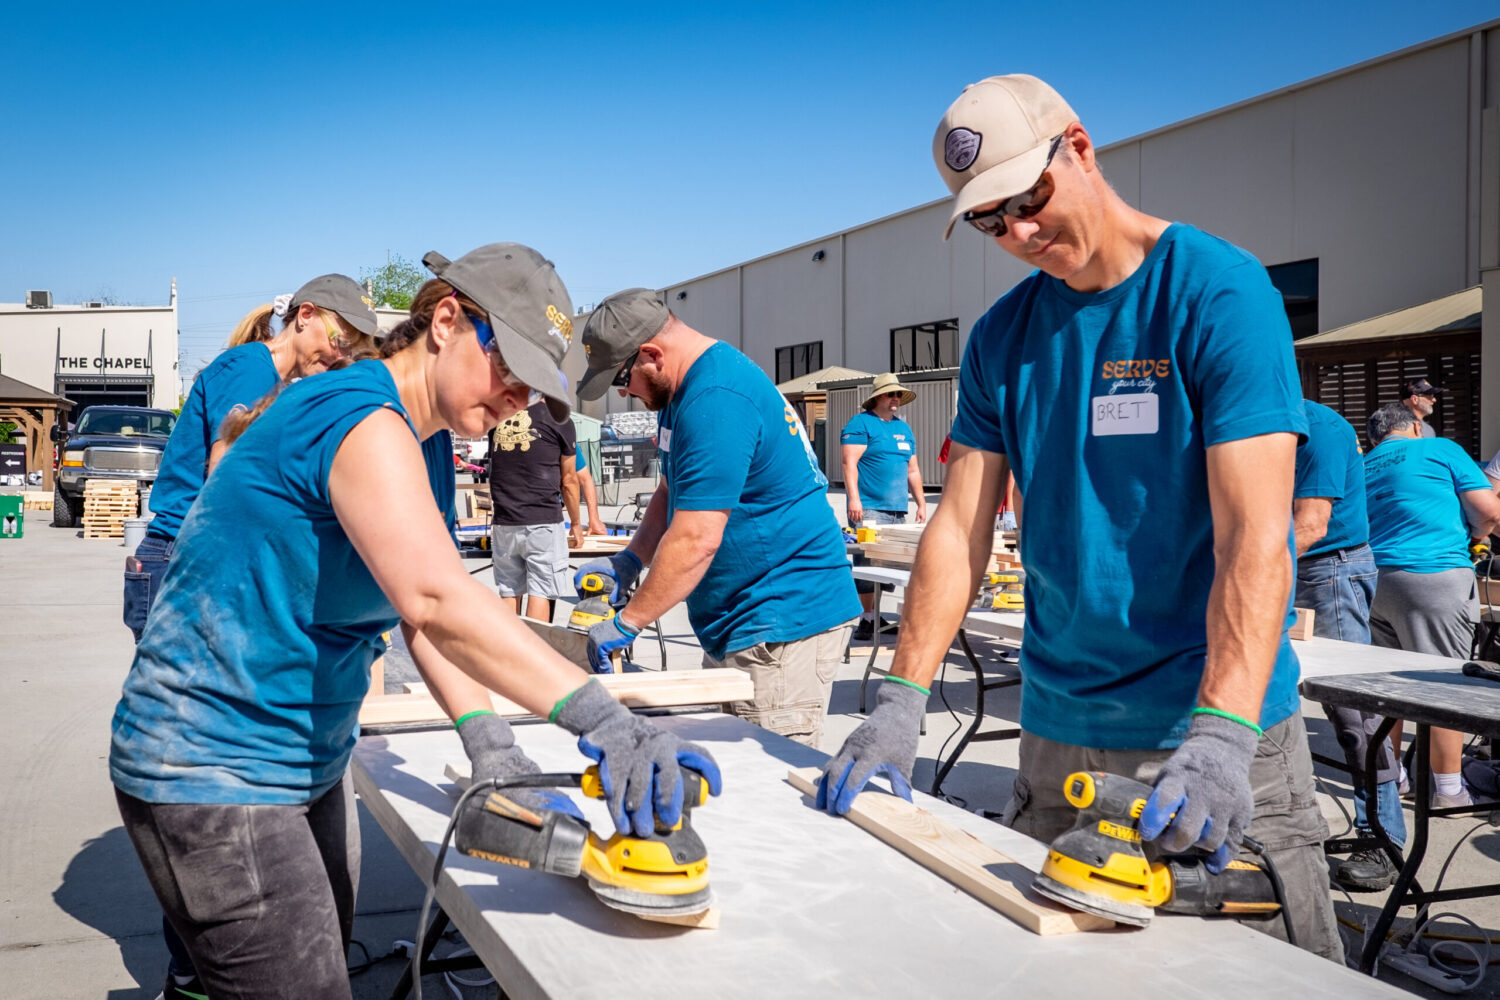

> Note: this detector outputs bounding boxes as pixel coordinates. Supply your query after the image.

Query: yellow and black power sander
[1032,771,1290,934]
[569,572,618,632]
[455,765,713,918]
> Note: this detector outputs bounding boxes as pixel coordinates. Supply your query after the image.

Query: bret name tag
[1092,393,1159,436]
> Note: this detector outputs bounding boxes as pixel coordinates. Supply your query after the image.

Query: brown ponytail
[379,279,485,358]
[227,305,278,347]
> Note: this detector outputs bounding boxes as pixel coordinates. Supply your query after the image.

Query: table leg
[930,630,988,798]
[388,905,452,1000]
[858,584,885,714]
[1359,725,1432,975]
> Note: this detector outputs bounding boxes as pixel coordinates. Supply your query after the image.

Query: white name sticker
[658,427,672,452]
[1092,393,1159,436]
[897,441,912,452]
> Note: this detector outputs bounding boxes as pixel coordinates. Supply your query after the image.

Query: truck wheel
[52,482,76,527]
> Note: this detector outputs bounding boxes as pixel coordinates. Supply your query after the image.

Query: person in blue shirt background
[841,372,927,640]
[111,246,720,999]
[1291,399,1403,891]
[124,274,379,643]
[819,73,1340,958]
[573,287,861,748]
[575,449,608,536]
[1363,401,1500,808]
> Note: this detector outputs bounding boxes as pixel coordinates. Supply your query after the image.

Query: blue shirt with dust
[840,411,917,511]
[949,224,1307,750]
[1364,436,1488,573]
[110,361,454,804]
[658,342,860,659]
[147,341,280,539]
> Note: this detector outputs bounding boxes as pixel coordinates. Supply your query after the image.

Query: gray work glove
[457,712,582,819]
[1138,712,1259,873]
[572,550,643,609]
[817,680,927,815]
[554,679,722,837]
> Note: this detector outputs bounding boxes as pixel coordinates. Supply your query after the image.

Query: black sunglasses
[962,134,1066,238]
[611,349,641,388]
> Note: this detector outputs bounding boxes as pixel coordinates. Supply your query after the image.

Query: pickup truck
[51,405,177,527]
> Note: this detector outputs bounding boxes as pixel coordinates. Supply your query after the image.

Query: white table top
[352,715,1406,999]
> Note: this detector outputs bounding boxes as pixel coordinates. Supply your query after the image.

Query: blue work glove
[573,550,643,609]
[816,680,927,815]
[553,679,723,837]
[457,711,583,820]
[1138,712,1259,873]
[586,614,639,674]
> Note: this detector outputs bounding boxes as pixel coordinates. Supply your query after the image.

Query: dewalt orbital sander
[1032,772,1293,940]
[569,571,618,633]
[454,765,714,918]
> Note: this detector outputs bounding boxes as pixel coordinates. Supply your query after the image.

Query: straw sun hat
[863,372,916,408]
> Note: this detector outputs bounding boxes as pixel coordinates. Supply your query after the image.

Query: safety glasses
[962,133,1065,238]
[611,349,641,388]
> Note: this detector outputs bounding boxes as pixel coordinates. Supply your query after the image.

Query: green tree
[361,252,426,311]
[0,421,18,444]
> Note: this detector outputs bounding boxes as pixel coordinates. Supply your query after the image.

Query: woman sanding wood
[110,244,721,1000]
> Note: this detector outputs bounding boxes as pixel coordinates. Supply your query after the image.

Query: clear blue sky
[2,1,1494,384]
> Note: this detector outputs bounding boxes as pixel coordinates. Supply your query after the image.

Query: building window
[890,319,959,372]
[775,341,822,385]
[1267,258,1319,340]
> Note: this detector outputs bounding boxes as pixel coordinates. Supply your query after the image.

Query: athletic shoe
[1398,775,1412,799]
[1431,788,1474,809]
[1331,848,1399,892]
[852,617,899,642]
[155,975,208,1000]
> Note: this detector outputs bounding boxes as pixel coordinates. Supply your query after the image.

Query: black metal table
[1299,668,1500,975]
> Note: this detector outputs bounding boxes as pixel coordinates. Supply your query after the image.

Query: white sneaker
[1431,788,1474,809]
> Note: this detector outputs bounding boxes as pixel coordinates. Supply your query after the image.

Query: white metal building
[584,20,1500,456]
[0,283,180,414]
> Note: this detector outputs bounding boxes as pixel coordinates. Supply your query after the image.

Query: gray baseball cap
[289,274,380,336]
[577,288,669,401]
[423,243,575,423]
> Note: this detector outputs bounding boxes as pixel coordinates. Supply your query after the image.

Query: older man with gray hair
[1364,401,1500,806]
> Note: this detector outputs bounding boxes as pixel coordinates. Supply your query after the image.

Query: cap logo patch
[360,295,374,310]
[945,128,982,172]
[545,304,574,344]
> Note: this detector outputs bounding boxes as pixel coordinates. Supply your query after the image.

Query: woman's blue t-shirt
[149,341,280,539]
[840,411,916,511]
[949,224,1307,750]
[110,361,455,804]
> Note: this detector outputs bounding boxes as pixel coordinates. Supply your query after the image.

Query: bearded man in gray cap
[573,290,861,748]
[817,74,1341,959]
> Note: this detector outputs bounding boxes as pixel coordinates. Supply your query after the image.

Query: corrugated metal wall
[824,378,956,488]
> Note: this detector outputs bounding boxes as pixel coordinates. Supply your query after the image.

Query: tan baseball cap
[932,74,1077,240]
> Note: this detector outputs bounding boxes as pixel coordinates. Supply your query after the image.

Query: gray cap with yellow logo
[577,287,669,402]
[289,274,380,336]
[423,243,575,423]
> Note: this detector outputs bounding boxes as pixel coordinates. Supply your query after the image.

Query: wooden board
[1289,608,1315,641]
[784,768,1112,935]
[522,618,621,672]
[359,668,753,727]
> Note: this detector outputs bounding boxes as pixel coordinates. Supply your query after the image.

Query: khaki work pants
[704,619,857,749]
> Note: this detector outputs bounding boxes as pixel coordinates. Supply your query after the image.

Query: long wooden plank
[360,669,753,727]
[521,618,620,671]
[784,768,1111,935]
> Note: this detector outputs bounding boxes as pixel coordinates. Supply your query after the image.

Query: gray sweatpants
[1368,566,1478,660]
[1003,715,1342,963]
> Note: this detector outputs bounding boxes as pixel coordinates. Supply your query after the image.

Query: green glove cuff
[454,709,496,730]
[884,675,931,697]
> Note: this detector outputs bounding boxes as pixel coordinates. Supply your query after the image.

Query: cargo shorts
[704,619,857,749]
[1003,712,1342,963]
[490,523,569,599]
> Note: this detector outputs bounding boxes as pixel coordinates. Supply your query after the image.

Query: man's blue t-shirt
[149,341,280,539]
[658,342,860,659]
[1364,436,1488,573]
[1295,400,1368,558]
[840,411,916,511]
[949,224,1307,750]
[110,361,456,804]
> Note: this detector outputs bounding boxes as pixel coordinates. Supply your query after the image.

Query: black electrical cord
[1241,834,1297,949]
[413,772,583,1000]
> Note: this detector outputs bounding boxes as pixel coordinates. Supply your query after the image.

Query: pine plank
[785,768,1112,935]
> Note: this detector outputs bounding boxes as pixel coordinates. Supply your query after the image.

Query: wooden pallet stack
[21,491,53,511]
[82,479,138,538]
[860,522,1019,572]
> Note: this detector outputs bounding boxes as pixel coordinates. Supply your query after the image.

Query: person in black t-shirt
[489,398,584,621]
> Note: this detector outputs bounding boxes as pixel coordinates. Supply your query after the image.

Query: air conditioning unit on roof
[25,290,53,309]
[84,301,104,309]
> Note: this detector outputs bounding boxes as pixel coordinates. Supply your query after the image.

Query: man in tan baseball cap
[819,74,1342,962]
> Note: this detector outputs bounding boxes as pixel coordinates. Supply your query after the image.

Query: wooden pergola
[0,373,73,491]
